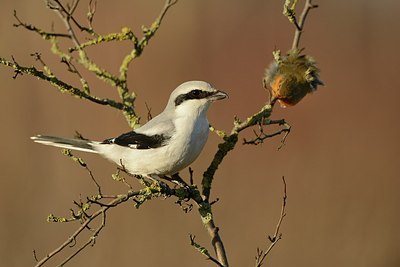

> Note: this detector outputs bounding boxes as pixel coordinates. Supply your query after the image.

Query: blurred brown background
[1,0,399,266]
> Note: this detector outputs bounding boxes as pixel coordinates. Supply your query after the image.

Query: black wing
[101,131,170,149]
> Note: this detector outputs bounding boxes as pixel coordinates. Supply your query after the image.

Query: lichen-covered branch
[117,0,178,127]
[202,133,238,202]
[119,0,178,82]
[34,190,138,267]
[68,28,137,52]
[0,57,125,110]
[6,0,177,129]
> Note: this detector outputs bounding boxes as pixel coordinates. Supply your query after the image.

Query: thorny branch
[34,191,140,267]
[0,0,321,266]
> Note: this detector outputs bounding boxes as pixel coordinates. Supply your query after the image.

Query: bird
[31,81,228,177]
[264,48,323,108]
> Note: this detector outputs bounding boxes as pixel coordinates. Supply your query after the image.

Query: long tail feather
[31,135,99,153]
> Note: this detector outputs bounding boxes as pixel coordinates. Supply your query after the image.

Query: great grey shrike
[31,81,228,176]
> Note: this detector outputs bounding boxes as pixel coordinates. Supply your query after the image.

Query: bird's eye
[190,90,201,97]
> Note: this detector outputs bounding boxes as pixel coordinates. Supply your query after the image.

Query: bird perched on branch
[264,48,323,107]
[31,81,228,176]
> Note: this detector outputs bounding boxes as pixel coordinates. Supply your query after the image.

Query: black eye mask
[174,89,214,106]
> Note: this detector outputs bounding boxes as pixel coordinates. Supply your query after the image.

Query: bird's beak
[210,90,228,101]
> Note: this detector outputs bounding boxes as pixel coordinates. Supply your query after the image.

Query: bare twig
[68,0,80,15]
[47,0,94,36]
[32,249,38,262]
[145,102,153,121]
[49,0,81,47]
[87,0,97,29]
[62,149,103,195]
[85,165,102,196]
[13,10,71,39]
[57,211,106,266]
[255,177,287,267]
[291,0,319,49]
[243,119,291,149]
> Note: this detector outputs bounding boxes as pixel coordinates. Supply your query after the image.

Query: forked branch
[289,0,319,49]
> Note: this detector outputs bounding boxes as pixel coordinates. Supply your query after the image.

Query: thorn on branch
[210,198,220,206]
[268,235,274,242]
[32,249,38,262]
[189,167,194,185]
[73,131,88,140]
[68,237,77,248]
[175,199,193,213]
